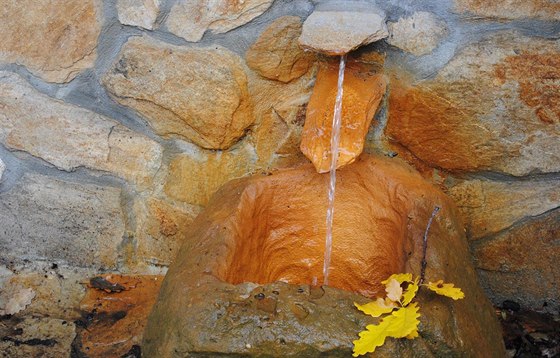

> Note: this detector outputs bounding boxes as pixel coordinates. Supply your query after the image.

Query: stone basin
[143,155,505,357]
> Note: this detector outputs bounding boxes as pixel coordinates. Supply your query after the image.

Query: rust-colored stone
[300,60,387,173]
[75,275,162,357]
[144,154,505,356]
[455,0,560,20]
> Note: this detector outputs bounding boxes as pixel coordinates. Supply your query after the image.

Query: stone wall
[0,0,558,355]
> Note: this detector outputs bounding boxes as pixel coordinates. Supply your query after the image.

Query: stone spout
[300,59,387,173]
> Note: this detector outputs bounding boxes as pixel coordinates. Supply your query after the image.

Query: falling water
[323,54,346,286]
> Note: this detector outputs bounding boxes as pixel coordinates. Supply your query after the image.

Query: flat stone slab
[299,8,388,55]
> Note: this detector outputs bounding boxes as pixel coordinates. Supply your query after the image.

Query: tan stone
[0,72,162,189]
[301,60,387,173]
[386,32,560,176]
[247,67,315,170]
[0,0,101,83]
[104,36,254,150]
[473,209,560,309]
[144,154,505,356]
[387,12,448,56]
[164,142,256,206]
[133,198,200,267]
[455,0,560,20]
[117,0,161,30]
[448,178,560,240]
[299,10,388,55]
[246,16,315,83]
[166,0,274,42]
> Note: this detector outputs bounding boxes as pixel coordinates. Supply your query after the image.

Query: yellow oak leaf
[385,278,403,302]
[352,303,420,356]
[355,298,396,318]
[381,273,413,286]
[406,327,419,339]
[402,277,419,306]
[427,280,465,300]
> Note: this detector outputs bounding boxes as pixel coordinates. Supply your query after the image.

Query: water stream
[323,54,346,286]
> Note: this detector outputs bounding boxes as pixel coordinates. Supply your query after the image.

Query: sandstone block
[387,12,448,56]
[166,0,273,42]
[455,0,560,20]
[0,72,162,189]
[473,210,560,309]
[246,16,315,83]
[0,0,101,83]
[117,0,161,30]
[448,178,559,239]
[386,32,560,176]
[0,173,125,269]
[104,36,254,150]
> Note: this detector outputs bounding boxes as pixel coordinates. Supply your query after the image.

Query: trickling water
[323,54,346,286]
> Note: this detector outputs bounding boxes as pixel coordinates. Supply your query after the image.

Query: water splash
[323,54,346,286]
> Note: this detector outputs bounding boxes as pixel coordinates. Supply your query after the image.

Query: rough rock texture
[0,173,125,269]
[248,65,315,170]
[246,16,315,83]
[74,275,162,357]
[455,0,560,20]
[0,317,76,358]
[299,10,388,55]
[473,209,560,310]
[117,0,161,30]
[301,60,386,173]
[387,12,448,56]
[144,155,505,357]
[0,72,162,189]
[447,178,559,240]
[104,36,254,150]
[164,142,256,206]
[0,158,4,181]
[133,198,200,267]
[166,0,274,42]
[0,0,101,83]
[386,32,560,176]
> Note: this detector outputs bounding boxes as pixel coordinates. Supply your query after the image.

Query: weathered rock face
[166,0,274,42]
[455,0,560,20]
[133,198,200,267]
[0,317,76,358]
[144,155,505,356]
[386,32,560,176]
[387,12,448,56]
[473,209,560,310]
[0,173,125,269]
[164,142,256,206]
[117,0,161,30]
[301,60,386,173]
[0,0,101,83]
[0,72,162,189]
[246,16,315,83]
[104,36,254,150]
[447,178,559,240]
[299,8,388,55]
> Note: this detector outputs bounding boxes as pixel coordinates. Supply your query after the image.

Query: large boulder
[144,155,505,356]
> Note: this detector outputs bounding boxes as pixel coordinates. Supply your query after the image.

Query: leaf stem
[419,206,440,285]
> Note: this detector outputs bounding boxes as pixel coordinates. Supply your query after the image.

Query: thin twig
[419,206,440,285]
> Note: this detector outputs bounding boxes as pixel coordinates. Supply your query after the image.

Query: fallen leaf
[385,278,403,302]
[352,303,420,356]
[355,298,396,318]
[427,280,465,300]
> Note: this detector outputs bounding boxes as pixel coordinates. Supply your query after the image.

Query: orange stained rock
[76,275,163,357]
[300,59,387,173]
